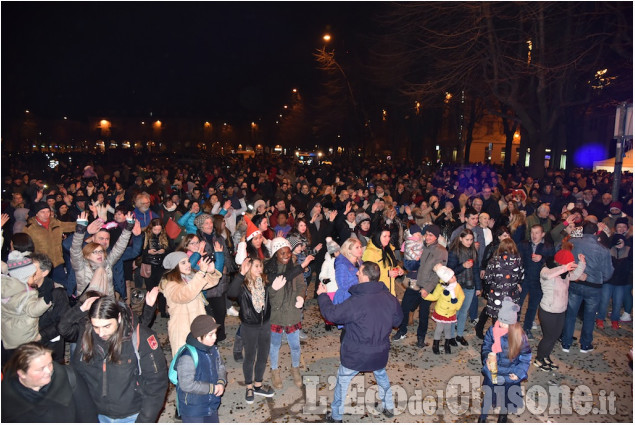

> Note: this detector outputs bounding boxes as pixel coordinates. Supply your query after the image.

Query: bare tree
[375,2,631,174]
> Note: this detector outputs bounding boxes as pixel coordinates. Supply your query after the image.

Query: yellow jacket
[425,282,465,318]
[362,240,400,296]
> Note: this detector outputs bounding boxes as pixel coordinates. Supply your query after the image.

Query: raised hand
[271,275,286,291]
[329,210,338,221]
[214,241,223,252]
[145,286,159,306]
[86,218,104,235]
[1,213,9,228]
[125,211,135,222]
[78,211,89,222]
[132,220,142,236]
[240,258,252,275]
[223,200,232,210]
[301,255,315,269]
[578,253,586,263]
[199,256,213,273]
[80,296,100,312]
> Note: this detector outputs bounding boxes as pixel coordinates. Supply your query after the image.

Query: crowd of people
[1,152,633,422]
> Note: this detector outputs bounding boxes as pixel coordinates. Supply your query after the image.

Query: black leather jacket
[227,273,271,326]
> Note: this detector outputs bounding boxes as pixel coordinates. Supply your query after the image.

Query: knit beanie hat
[409,224,423,235]
[355,212,371,225]
[162,251,189,271]
[270,237,292,257]
[498,297,520,325]
[244,215,262,241]
[615,217,629,227]
[193,213,213,231]
[31,201,50,215]
[190,314,220,338]
[287,235,304,252]
[325,237,341,255]
[554,249,574,265]
[423,224,441,239]
[7,251,37,284]
[435,265,455,283]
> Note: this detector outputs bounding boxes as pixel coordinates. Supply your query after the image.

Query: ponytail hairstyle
[81,296,131,364]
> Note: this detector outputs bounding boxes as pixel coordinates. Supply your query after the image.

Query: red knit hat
[554,249,575,265]
[245,215,261,241]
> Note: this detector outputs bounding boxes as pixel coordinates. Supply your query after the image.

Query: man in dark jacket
[66,295,168,422]
[318,261,403,422]
[518,225,555,339]
[29,253,70,363]
[393,224,448,348]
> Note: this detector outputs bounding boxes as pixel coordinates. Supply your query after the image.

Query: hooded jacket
[1,275,51,349]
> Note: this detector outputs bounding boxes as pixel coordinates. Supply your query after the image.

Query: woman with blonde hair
[333,237,364,305]
[159,252,221,356]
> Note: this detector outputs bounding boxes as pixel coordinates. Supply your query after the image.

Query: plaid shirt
[270,322,302,334]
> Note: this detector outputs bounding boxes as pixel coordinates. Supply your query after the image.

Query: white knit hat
[435,265,455,283]
[270,237,292,257]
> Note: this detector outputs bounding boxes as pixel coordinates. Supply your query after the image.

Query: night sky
[2,2,378,121]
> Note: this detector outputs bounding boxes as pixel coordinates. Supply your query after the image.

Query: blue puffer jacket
[481,325,532,386]
[333,254,361,305]
[177,211,202,235]
[318,281,403,372]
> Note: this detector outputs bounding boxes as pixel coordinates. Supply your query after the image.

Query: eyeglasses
[91,250,105,255]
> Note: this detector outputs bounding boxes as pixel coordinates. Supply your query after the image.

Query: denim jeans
[518,281,542,331]
[331,364,394,421]
[625,284,633,315]
[468,291,479,321]
[597,284,630,321]
[561,283,601,349]
[454,288,475,337]
[182,412,219,423]
[269,329,301,369]
[398,288,431,342]
[98,413,139,423]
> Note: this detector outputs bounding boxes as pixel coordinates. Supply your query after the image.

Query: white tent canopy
[593,150,633,172]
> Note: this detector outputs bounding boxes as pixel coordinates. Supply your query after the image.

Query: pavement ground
[153,281,633,423]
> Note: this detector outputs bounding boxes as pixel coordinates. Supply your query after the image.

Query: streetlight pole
[612,102,633,201]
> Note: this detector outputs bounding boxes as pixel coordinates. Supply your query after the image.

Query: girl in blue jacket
[479,297,531,423]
